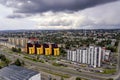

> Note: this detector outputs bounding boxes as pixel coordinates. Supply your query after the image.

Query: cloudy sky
[0,0,120,30]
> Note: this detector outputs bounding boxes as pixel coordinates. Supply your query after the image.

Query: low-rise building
[0,65,41,80]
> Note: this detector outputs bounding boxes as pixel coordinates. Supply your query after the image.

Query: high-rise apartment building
[67,46,111,68]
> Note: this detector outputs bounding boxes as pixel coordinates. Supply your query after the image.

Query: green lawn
[52,62,67,67]
[102,69,116,74]
[24,56,44,63]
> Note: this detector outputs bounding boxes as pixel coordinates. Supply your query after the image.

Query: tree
[12,47,17,52]
[18,48,21,53]
[14,59,22,66]
[76,77,82,80]
[0,54,10,66]
[106,78,113,80]
[36,55,40,60]
[11,47,21,53]
[60,48,67,57]
[5,59,10,66]
[106,46,117,52]
[0,54,6,61]
[61,77,64,80]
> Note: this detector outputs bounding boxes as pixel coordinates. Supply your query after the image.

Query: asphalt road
[1,45,120,80]
[115,41,120,80]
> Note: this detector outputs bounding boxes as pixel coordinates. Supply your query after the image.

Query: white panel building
[89,46,94,66]
[67,46,110,68]
[72,51,77,61]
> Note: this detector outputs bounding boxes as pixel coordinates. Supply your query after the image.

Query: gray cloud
[0,0,120,30]
[32,1,120,29]
[7,14,25,19]
[0,0,119,14]
[6,13,32,19]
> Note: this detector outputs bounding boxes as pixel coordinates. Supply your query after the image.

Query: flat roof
[0,65,39,80]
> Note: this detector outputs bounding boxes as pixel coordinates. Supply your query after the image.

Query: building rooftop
[0,65,39,80]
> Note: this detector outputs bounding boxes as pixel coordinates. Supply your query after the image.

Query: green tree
[106,78,113,80]
[76,77,82,80]
[0,54,10,66]
[60,48,67,57]
[18,48,21,53]
[0,54,6,61]
[106,46,117,52]
[14,59,22,66]
[5,59,10,66]
[12,47,21,53]
[12,47,17,52]
[61,77,64,80]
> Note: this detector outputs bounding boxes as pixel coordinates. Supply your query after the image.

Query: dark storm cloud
[0,0,119,14]
[7,14,24,19]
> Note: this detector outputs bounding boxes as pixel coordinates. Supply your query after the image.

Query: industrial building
[67,46,111,68]
[0,65,41,80]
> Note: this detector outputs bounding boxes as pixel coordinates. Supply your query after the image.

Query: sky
[0,0,120,30]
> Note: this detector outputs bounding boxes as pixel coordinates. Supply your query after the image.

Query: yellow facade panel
[54,48,60,56]
[29,47,35,54]
[37,47,43,55]
[45,48,51,56]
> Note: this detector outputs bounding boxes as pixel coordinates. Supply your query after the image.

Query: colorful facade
[26,43,60,56]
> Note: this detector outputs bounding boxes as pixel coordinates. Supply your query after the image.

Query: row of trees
[60,47,67,57]
[0,54,10,68]
[106,46,117,52]
[0,54,25,68]
[11,47,21,53]
[65,38,96,49]
[96,40,112,47]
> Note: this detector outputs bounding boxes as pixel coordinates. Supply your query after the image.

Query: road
[115,41,120,80]
[1,45,120,80]
[0,51,102,80]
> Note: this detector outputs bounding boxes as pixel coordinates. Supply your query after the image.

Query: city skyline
[0,0,120,30]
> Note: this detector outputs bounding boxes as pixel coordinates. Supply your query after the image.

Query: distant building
[0,37,60,56]
[67,46,111,68]
[0,65,41,80]
[0,37,28,52]
[102,50,111,62]
[8,37,28,47]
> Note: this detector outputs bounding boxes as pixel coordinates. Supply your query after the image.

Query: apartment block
[67,46,111,68]
[26,43,60,56]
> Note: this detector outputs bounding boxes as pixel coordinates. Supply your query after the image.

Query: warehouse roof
[0,65,39,80]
